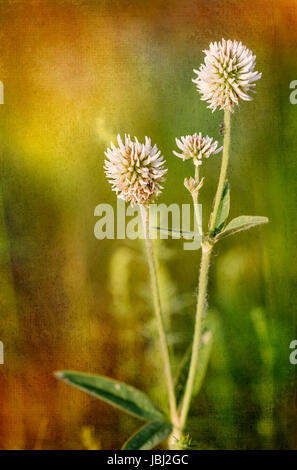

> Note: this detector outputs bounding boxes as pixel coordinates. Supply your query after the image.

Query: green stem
[140,205,177,423]
[192,166,202,234]
[194,165,199,187]
[179,109,231,433]
[179,241,212,431]
[209,110,231,234]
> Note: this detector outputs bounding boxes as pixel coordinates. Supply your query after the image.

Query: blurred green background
[0,0,296,449]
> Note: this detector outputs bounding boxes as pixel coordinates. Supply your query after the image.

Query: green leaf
[153,226,195,240]
[122,420,172,450]
[55,371,165,421]
[192,331,213,397]
[211,181,230,236]
[216,215,269,240]
[175,330,213,407]
[175,345,191,406]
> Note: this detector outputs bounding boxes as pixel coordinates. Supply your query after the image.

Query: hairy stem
[140,205,177,422]
[209,110,231,234]
[192,166,202,234]
[179,109,231,433]
[179,241,212,430]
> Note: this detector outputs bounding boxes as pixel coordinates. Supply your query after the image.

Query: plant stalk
[140,205,177,423]
[192,166,201,227]
[179,241,212,431]
[179,109,231,433]
[209,109,231,234]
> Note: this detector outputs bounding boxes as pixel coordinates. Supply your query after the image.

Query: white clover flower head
[104,134,167,206]
[173,133,223,167]
[193,39,262,112]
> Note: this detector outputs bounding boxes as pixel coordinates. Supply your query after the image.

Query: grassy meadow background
[0,0,296,449]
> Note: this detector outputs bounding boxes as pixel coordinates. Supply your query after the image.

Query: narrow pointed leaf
[174,345,191,406]
[55,371,164,421]
[122,420,172,450]
[175,331,213,407]
[153,226,195,240]
[192,331,213,397]
[216,215,269,240]
[211,181,230,236]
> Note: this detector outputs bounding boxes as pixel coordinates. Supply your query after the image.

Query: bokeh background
[0,0,296,449]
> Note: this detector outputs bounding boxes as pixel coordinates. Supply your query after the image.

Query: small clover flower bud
[184,176,205,198]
